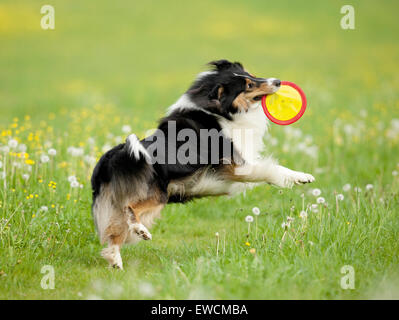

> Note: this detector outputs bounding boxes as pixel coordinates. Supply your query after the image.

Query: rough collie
[91,59,315,269]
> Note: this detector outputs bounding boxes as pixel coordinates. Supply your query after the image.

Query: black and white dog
[91,60,315,269]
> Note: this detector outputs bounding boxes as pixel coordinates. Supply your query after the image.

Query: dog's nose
[273,79,281,87]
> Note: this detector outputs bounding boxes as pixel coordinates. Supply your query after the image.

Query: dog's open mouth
[253,95,263,101]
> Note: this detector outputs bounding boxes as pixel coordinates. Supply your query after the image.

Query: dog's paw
[130,223,152,240]
[101,246,123,270]
[290,171,315,185]
[275,167,315,188]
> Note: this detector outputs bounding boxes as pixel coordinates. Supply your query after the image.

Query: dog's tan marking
[232,92,250,112]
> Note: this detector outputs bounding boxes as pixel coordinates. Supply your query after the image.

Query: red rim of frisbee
[261,81,307,125]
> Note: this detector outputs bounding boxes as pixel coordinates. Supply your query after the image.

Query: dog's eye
[247,82,253,89]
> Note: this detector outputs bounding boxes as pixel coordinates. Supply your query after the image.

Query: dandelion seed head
[8,139,18,148]
[18,144,27,152]
[40,206,48,212]
[22,174,29,181]
[343,183,351,192]
[0,146,10,153]
[70,181,79,188]
[354,187,362,193]
[312,188,321,197]
[311,204,319,213]
[245,215,254,223]
[366,184,374,191]
[68,175,77,183]
[316,197,325,204]
[299,210,308,219]
[336,194,344,201]
[252,207,260,216]
[393,170,398,177]
[122,125,131,134]
[48,148,57,156]
[40,155,50,163]
[286,216,295,222]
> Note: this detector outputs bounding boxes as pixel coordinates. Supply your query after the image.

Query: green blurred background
[1,0,399,300]
[1,0,398,124]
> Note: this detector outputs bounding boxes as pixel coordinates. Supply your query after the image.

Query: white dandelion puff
[8,139,18,148]
[48,148,57,156]
[0,161,2,169]
[22,174,29,181]
[311,204,319,213]
[245,215,254,223]
[312,188,321,197]
[316,197,325,204]
[354,187,362,193]
[40,155,50,163]
[68,175,77,183]
[393,170,398,177]
[299,210,308,219]
[18,144,27,152]
[366,184,374,191]
[0,146,10,153]
[40,206,48,212]
[122,125,132,134]
[343,184,351,192]
[70,180,79,188]
[252,207,260,216]
[84,155,96,165]
[336,194,344,201]
[0,172,6,179]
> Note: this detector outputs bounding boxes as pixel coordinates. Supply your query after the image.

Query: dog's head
[187,59,280,119]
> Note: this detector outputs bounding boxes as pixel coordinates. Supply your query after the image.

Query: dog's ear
[208,60,233,71]
[208,84,224,101]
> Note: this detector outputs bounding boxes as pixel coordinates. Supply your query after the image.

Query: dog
[91,59,315,269]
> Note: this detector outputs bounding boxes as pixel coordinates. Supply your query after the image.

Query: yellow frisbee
[261,81,307,125]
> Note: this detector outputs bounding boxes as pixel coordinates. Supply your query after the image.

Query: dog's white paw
[275,166,315,188]
[130,223,152,240]
[101,246,123,270]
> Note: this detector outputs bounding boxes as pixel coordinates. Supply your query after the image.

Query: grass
[1,0,399,299]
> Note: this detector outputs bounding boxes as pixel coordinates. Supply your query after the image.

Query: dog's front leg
[230,158,315,188]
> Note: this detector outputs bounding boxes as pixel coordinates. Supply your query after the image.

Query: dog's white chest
[219,104,268,162]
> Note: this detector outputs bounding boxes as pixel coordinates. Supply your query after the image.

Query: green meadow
[0,0,398,299]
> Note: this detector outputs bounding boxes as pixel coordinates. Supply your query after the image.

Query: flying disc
[261,81,307,125]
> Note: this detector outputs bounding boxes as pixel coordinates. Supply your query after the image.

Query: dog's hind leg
[101,218,128,269]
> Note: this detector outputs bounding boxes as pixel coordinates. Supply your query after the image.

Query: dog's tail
[91,134,152,244]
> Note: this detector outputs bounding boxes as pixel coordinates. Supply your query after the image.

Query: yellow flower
[25,159,35,165]
[245,242,250,246]
[32,214,36,218]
